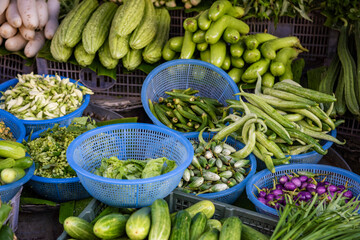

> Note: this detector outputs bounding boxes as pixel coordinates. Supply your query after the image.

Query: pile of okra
[210,79,345,173]
[148,88,228,132]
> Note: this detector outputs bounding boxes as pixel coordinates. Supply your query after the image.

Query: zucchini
[129,0,157,50]
[93,213,129,239]
[74,42,95,67]
[126,207,151,240]
[219,217,242,240]
[111,0,145,37]
[99,39,119,69]
[143,8,170,64]
[190,212,207,240]
[171,200,215,223]
[170,210,192,240]
[123,48,143,71]
[0,141,25,159]
[149,199,171,240]
[63,216,97,240]
[82,2,117,54]
[62,0,99,48]
[0,158,15,170]
[241,224,269,240]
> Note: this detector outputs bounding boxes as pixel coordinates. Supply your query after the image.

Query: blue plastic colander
[66,123,194,208]
[183,132,257,204]
[141,59,240,134]
[246,164,360,218]
[256,130,337,171]
[26,128,90,202]
[0,109,26,142]
[0,75,91,135]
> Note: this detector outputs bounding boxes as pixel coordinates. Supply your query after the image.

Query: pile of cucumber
[162,0,307,88]
[51,0,170,71]
[64,199,269,240]
[0,140,33,185]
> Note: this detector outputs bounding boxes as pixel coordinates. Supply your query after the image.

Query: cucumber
[219,217,242,240]
[205,219,222,232]
[199,228,220,240]
[0,158,15,170]
[93,213,129,239]
[126,207,151,240]
[190,212,207,240]
[1,167,25,184]
[63,216,97,240]
[149,199,171,240]
[0,141,26,159]
[171,200,215,223]
[170,210,192,240]
[241,224,269,240]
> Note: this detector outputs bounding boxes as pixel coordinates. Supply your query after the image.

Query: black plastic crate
[0,55,33,82]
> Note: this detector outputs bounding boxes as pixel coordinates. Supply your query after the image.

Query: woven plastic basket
[0,163,35,203]
[0,75,91,135]
[26,129,90,202]
[246,164,360,218]
[256,130,337,171]
[0,109,26,142]
[66,123,194,208]
[141,59,240,134]
[183,132,257,204]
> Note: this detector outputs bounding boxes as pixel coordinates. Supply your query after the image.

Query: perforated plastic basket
[26,129,91,202]
[66,123,194,208]
[0,75,91,135]
[0,109,26,142]
[0,163,35,203]
[256,130,337,171]
[0,55,33,82]
[141,59,240,133]
[246,164,360,218]
[183,132,257,204]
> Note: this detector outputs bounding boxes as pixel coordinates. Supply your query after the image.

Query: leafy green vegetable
[20,197,57,206]
[141,158,167,179]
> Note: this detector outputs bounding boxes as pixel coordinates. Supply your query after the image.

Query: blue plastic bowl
[0,162,35,202]
[183,132,257,204]
[66,123,194,208]
[0,109,26,142]
[26,128,90,202]
[0,75,91,135]
[256,130,337,170]
[246,164,360,218]
[141,59,240,134]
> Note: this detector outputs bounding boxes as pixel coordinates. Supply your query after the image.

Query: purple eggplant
[328,185,337,192]
[291,177,302,187]
[279,175,288,185]
[258,197,266,204]
[299,175,308,182]
[344,190,353,199]
[338,185,346,191]
[304,191,312,199]
[324,181,330,186]
[297,192,307,201]
[272,189,284,196]
[307,183,317,193]
[266,194,275,201]
[317,186,326,195]
[284,182,297,191]
[301,182,308,189]
[259,191,267,198]
[276,184,284,190]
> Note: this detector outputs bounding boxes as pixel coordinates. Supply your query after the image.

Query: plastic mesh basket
[0,163,35,203]
[66,123,194,208]
[246,164,360,218]
[183,132,257,204]
[0,109,26,142]
[141,59,240,133]
[0,75,91,135]
[0,55,33,82]
[26,129,90,202]
[256,130,337,171]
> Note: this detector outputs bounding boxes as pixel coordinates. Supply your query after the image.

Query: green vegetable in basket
[141,158,167,179]
[0,73,94,120]
[24,117,97,178]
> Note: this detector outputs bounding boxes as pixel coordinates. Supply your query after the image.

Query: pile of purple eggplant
[255,171,354,210]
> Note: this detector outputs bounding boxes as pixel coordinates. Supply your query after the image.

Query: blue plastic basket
[66,123,194,208]
[141,59,240,133]
[246,164,360,218]
[256,130,337,171]
[0,75,91,135]
[0,109,26,143]
[183,132,257,204]
[26,129,90,202]
[0,163,35,203]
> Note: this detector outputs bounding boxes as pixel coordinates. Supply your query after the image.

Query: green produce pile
[0,198,14,239]
[93,156,177,180]
[63,198,270,240]
[149,88,228,132]
[24,117,97,179]
[319,20,360,118]
[162,0,308,88]
[0,140,33,185]
[0,73,93,120]
[0,122,14,141]
[178,130,251,195]
[108,0,202,9]
[270,193,360,240]
[51,0,171,71]
[207,77,344,173]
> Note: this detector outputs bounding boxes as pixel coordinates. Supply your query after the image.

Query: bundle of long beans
[208,76,345,172]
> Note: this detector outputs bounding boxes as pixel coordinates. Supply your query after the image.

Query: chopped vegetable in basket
[24,117,97,178]
[0,121,15,141]
[93,156,177,180]
[0,73,93,120]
